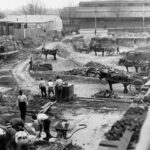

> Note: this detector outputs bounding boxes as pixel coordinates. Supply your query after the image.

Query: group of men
[39,76,64,102]
[1,113,52,150]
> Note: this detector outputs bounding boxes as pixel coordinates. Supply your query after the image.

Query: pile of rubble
[56,43,72,58]
[64,67,87,76]
[84,61,106,69]
[64,61,129,78]
[91,90,120,99]
[32,61,53,71]
[104,106,147,143]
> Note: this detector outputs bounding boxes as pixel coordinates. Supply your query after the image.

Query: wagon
[128,73,148,95]
[87,67,148,95]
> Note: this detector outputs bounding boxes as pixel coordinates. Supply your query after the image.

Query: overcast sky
[0,0,93,11]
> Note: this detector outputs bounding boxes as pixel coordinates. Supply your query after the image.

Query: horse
[42,47,58,60]
[118,58,140,73]
[99,70,132,93]
[89,42,105,56]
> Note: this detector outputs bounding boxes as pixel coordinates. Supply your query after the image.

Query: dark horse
[99,70,132,93]
[118,58,140,73]
[42,47,58,60]
[89,42,105,56]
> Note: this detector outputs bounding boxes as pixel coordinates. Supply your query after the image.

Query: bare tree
[20,0,48,15]
[0,12,5,19]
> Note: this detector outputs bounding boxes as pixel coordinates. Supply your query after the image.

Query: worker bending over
[32,113,51,141]
[136,108,150,150]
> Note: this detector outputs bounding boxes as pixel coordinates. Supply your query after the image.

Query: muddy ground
[0,34,144,150]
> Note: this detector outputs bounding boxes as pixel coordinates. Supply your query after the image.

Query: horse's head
[118,58,125,65]
[42,47,46,52]
[99,70,108,80]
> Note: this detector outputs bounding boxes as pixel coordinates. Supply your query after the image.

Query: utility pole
[143,3,145,30]
[94,6,97,35]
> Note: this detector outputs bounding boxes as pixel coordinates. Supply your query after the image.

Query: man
[55,76,63,102]
[0,128,6,150]
[116,45,120,55]
[47,79,54,98]
[29,57,33,70]
[5,118,25,150]
[32,113,51,141]
[39,78,47,97]
[17,90,28,121]
[5,127,17,150]
[15,131,29,150]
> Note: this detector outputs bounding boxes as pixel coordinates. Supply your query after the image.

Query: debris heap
[104,107,147,143]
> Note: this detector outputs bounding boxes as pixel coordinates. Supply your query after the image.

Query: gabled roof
[0,15,60,24]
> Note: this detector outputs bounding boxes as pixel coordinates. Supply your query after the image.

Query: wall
[78,18,150,29]
[75,6,150,18]
[14,28,46,40]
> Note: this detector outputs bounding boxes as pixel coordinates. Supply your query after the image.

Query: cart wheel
[129,80,144,95]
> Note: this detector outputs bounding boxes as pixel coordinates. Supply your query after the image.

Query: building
[0,15,62,39]
[62,0,150,29]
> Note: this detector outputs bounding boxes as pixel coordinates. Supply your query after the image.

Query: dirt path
[12,59,39,94]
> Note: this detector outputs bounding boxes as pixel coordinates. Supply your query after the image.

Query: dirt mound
[33,61,53,71]
[104,107,146,142]
[126,49,150,62]
[64,68,87,76]
[91,90,120,99]
[84,61,106,69]
[21,37,42,48]
[56,43,72,58]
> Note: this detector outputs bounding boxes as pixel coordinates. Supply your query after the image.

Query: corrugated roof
[0,15,60,23]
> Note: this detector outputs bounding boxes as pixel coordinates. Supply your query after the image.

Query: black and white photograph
[0,0,150,150]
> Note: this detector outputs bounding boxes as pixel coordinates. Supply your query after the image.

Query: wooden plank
[0,124,6,130]
[100,140,119,148]
[78,97,133,103]
[41,101,56,109]
[41,101,53,109]
[24,124,35,135]
[118,130,133,150]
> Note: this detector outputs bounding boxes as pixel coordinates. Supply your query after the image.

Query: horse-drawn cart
[88,67,148,95]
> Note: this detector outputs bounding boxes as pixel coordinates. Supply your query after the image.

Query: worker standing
[29,57,33,70]
[55,76,63,102]
[116,45,120,55]
[17,90,28,121]
[47,79,54,99]
[32,113,51,141]
[39,78,47,98]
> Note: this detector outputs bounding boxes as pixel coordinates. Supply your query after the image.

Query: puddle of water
[61,109,124,150]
